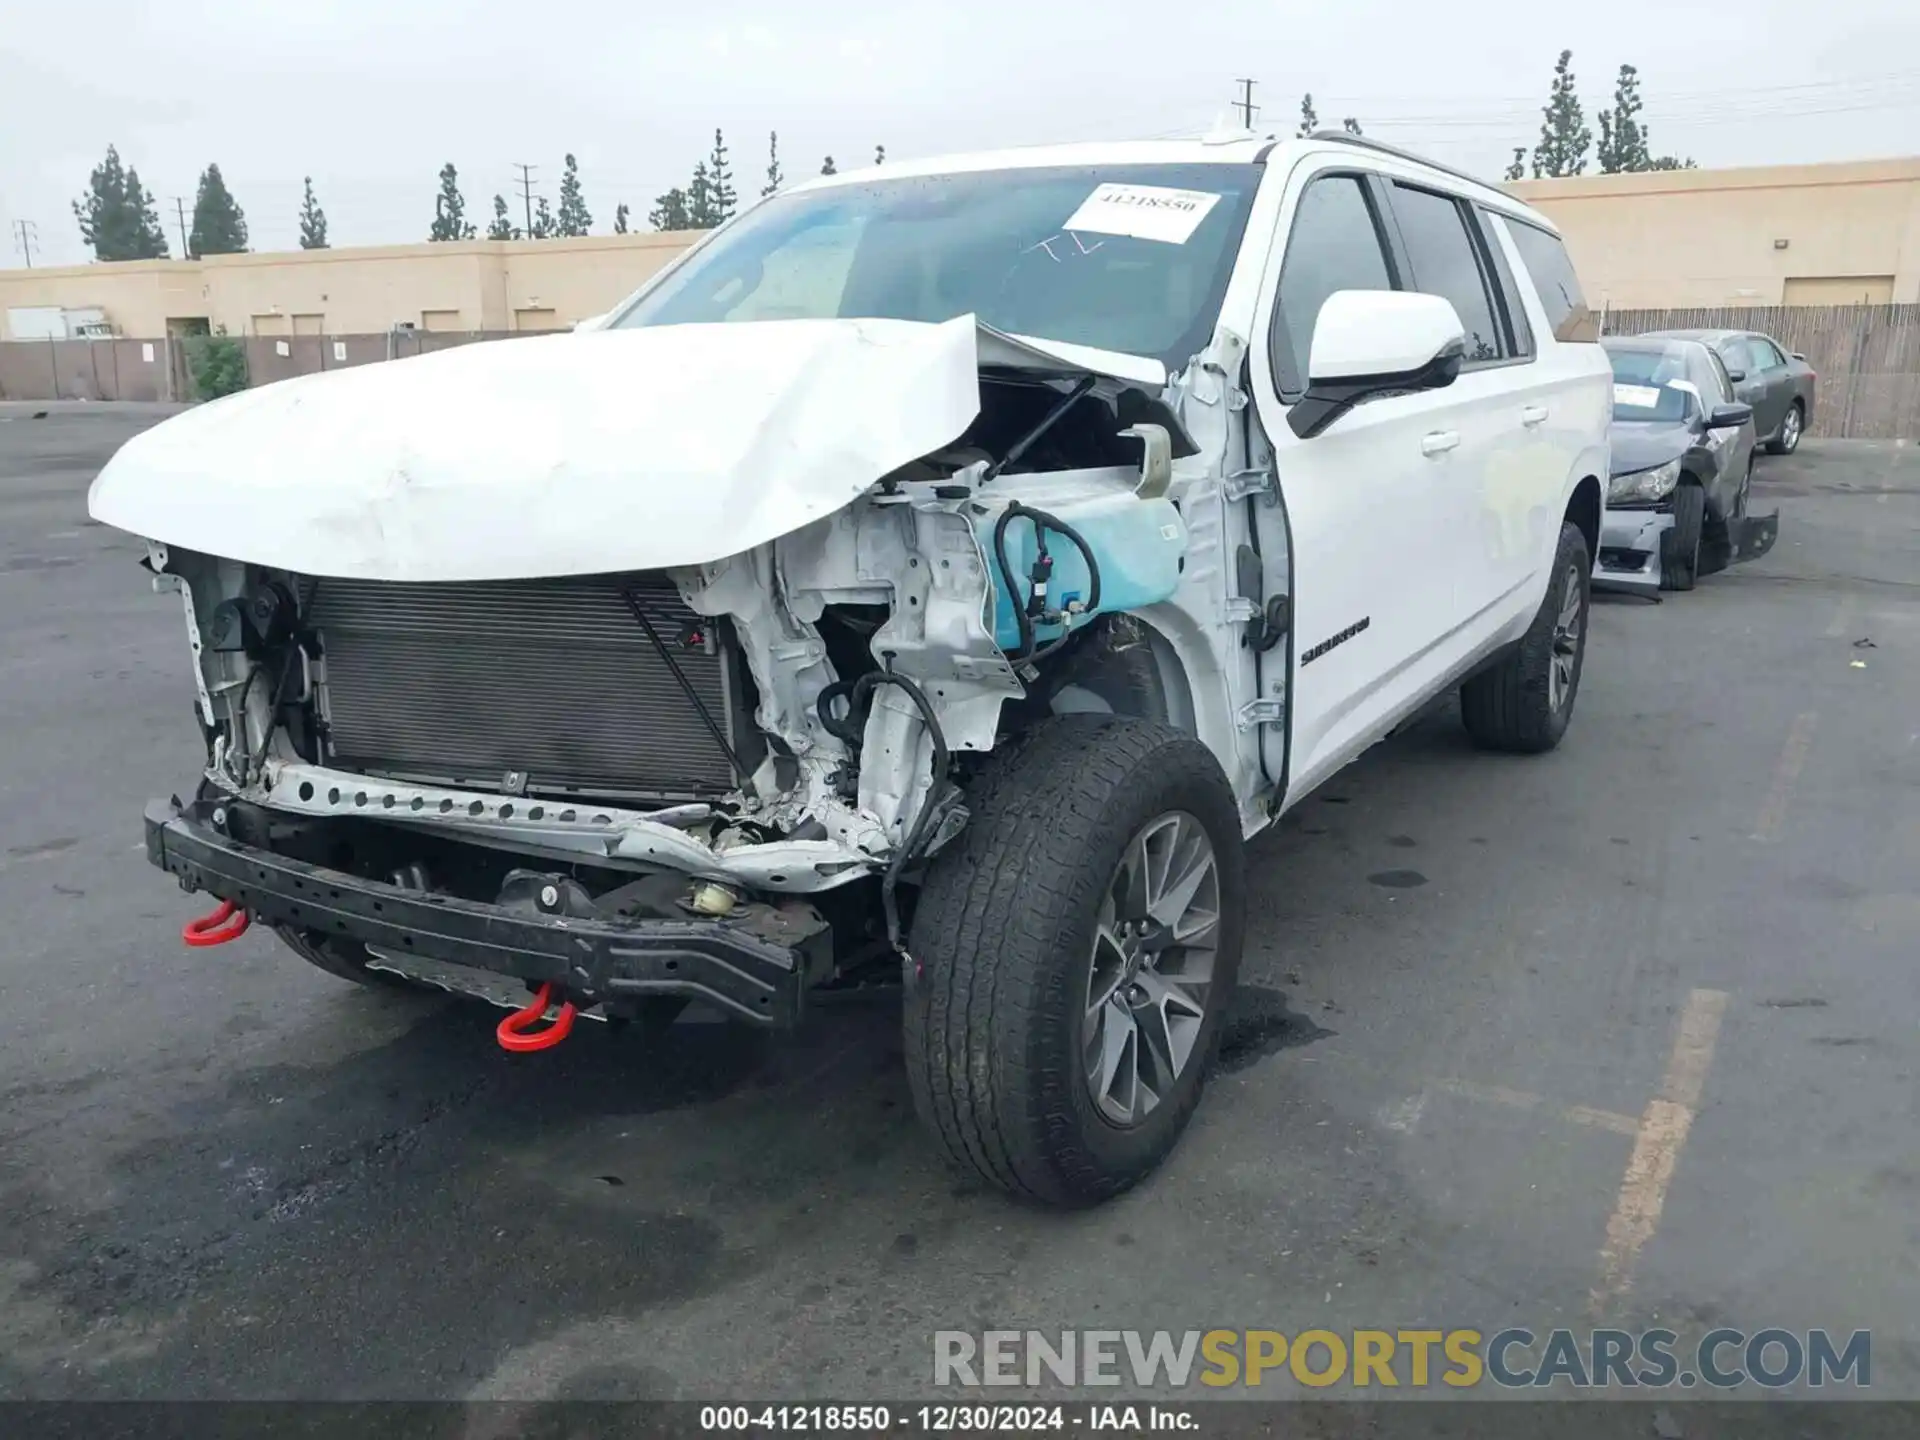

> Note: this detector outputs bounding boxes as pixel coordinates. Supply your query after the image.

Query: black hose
[834,668,951,953]
[990,501,1104,662]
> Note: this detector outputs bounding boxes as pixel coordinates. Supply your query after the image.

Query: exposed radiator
[304,572,742,800]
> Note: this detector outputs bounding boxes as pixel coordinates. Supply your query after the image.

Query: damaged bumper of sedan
[98,314,1206,1023]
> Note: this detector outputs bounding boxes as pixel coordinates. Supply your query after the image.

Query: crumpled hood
[1608,420,1693,477]
[88,316,983,581]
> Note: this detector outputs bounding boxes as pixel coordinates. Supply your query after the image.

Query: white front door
[1246,163,1472,797]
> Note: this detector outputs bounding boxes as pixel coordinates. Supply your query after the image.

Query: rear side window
[1387,183,1505,365]
[1476,205,1534,360]
[1749,335,1787,369]
[1703,347,1736,402]
[1506,220,1598,343]
[1273,174,1397,395]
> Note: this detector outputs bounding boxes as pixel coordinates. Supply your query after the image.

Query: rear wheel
[1766,401,1804,456]
[1658,481,1706,592]
[904,715,1245,1206]
[1460,520,1589,754]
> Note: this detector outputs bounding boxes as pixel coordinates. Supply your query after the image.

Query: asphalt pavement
[1,411,1916,1413]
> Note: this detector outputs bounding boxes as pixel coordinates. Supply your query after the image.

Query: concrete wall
[1510,157,1920,309]
[0,232,702,340]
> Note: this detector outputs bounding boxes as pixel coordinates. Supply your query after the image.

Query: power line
[12,219,37,268]
[512,163,539,236]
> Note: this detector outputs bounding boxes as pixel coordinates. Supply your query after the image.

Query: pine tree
[1648,154,1698,172]
[820,155,837,176]
[762,131,784,198]
[614,202,631,234]
[530,196,557,239]
[1341,116,1363,136]
[874,144,886,166]
[188,163,249,256]
[555,153,592,236]
[1297,94,1318,137]
[486,194,518,240]
[1531,50,1593,178]
[72,145,171,261]
[429,163,476,240]
[1596,64,1648,174]
[1505,148,1528,182]
[705,130,736,224]
[688,161,715,227]
[297,177,329,250]
[649,187,692,231]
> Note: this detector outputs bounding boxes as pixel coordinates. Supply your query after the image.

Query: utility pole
[513,163,539,237]
[11,218,37,267]
[172,197,191,258]
[1234,78,1259,129]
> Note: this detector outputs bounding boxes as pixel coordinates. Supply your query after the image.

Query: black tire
[1460,520,1590,755]
[275,925,415,988]
[904,715,1246,1207]
[1658,481,1706,592]
[1765,401,1804,456]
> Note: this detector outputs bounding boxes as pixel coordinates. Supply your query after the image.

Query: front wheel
[904,716,1246,1206]
[1658,481,1706,592]
[1459,520,1590,754]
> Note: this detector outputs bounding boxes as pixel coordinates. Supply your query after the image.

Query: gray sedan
[1641,328,1818,455]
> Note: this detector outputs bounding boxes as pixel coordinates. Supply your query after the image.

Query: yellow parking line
[1589,988,1729,1316]
[1752,712,1818,842]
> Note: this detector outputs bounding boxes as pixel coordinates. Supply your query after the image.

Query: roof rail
[1305,130,1499,193]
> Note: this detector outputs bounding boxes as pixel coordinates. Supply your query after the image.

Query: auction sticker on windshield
[1064,184,1221,244]
[1614,384,1663,410]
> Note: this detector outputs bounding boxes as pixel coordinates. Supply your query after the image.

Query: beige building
[1509,155,1920,309]
[0,231,702,340]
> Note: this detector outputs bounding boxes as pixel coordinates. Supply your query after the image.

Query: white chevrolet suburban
[92,131,1610,1206]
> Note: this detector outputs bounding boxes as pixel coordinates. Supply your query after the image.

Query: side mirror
[1288,290,1467,439]
[1707,402,1752,430]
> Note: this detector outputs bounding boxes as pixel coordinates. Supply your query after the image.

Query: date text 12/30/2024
[700,1405,1196,1431]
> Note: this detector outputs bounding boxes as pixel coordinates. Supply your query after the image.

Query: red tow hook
[182,900,252,947]
[496,982,577,1053]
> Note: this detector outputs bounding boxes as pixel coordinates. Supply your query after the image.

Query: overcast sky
[4,0,1918,267]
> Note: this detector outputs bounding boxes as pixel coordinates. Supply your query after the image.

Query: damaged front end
[117,317,1199,1023]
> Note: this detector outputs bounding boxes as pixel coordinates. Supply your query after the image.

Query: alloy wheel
[1548,562,1584,714]
[1083,811,1220,1127]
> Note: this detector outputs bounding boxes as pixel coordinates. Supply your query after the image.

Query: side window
[1704,347,1736,403]
[1388,183,1504,365]
[1505,219,1599,343]
[1717,337,1755,376]
[1272,174,1397,396]
[1749,336,1786,370]
[1475,205,1534,360]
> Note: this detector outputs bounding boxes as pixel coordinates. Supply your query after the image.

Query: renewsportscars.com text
[934,1328,1870,1390]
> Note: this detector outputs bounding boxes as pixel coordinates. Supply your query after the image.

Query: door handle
[1420,430,1460,457]
[1521,405,1549,427]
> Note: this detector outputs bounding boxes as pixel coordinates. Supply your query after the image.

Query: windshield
[1606,344,1702,424]
[609,164,1263,369]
